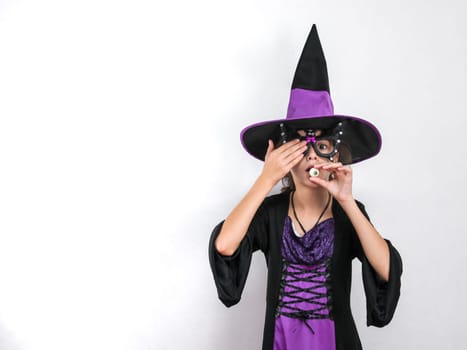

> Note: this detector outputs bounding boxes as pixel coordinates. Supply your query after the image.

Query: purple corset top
[275,216,335,330]
[282,216,334,265]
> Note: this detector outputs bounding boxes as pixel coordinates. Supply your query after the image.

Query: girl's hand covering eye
[261,139,307,186]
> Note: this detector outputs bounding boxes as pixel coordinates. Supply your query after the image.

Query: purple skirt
[274,316,335,350]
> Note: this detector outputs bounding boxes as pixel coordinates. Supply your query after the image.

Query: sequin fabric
[282,216,334,264]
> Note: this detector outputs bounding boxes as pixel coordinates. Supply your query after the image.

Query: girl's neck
[292,185,331,212]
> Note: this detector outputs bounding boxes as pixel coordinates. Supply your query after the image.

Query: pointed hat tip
[290,22,329,92]
[311,23,318,36]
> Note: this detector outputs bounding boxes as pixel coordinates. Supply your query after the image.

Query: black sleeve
[352,201,403,327]
[208,203,269,307]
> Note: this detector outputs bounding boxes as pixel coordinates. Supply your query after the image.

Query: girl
[209,24,402,350]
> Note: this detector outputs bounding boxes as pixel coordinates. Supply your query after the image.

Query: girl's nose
[306,146,319,160]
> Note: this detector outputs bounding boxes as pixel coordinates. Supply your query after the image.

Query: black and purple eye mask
[278,122,344,161]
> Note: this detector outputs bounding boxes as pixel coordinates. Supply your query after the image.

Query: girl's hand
[309,162,354,203]
[260,139,307,186]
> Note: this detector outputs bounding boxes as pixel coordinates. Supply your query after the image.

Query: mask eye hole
[315,139,334,155]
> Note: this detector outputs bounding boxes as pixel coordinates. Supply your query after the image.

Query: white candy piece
[309,168,319,177]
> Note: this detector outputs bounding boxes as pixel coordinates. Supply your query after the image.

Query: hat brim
[240,115,382,164]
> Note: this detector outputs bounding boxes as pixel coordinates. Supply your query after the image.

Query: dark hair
[280,173,295,193]
[336,142,352,165]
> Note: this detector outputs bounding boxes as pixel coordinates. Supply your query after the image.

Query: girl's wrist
[256,173,277,194]
[335,195,356,209]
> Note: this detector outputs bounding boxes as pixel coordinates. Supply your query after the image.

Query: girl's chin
[307,175,330,186]
[298,178,321,188]
[307,181,321,188]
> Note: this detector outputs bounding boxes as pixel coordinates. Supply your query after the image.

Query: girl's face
[290,129,338,187]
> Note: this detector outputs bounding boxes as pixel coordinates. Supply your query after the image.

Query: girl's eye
[318,143,328,150]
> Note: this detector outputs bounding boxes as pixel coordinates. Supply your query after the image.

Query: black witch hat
[240,24,381,164]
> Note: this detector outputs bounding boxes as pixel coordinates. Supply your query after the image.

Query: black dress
[209,191,402,349]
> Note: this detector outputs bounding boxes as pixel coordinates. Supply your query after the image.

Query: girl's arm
[214,175,274,256]
[339,199,390,282]
[215,139,307,256]
[310,162,390,282]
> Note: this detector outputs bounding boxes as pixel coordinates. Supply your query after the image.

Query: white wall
[1,0,466,349]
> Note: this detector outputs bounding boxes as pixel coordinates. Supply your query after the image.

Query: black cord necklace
[291,190,331,236]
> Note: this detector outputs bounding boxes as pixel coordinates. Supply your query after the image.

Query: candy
[309,168,319,177]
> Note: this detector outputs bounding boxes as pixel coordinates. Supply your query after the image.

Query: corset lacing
[276,258,333,335]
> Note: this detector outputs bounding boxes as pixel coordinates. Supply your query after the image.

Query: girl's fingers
[323,163,345,169]
[264,139,306,178]
[265,140,274,159]
[314,162,343,169]
[277,139,305,154]
[266,139,297,160]
[336,166,351,175]
[272,140,306,164]
[328,165,351,176]
[314,162,351,174]
[284,143,307,162]
[287,149,306,167]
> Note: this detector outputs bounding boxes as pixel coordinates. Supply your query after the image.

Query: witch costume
[208,24,402,350]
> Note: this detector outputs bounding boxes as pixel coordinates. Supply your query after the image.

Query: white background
[1,0,466,349]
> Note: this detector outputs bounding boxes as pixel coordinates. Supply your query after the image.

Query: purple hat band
[287,88,334,119]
